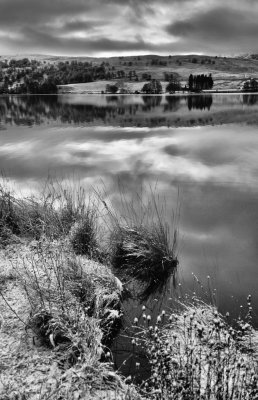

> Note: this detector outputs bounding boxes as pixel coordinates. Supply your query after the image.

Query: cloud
[166,4,258,54]
[9,28,158,55]
[0,0,196,55]
[60,19,105,33]
[0,0,258,55]
[0,0,95,26]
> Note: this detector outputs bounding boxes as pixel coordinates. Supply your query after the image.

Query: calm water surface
[1,93,258,377]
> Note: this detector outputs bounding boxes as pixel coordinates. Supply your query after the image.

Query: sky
[0,0,258,57]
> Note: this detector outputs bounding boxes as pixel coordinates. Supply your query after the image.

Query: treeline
[0,60,114,94]
[0,78,58,94]
[188,74,214,91]
[140,74,214,94]
[0,58,143,94]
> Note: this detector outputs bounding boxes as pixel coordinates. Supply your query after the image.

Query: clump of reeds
[0,184,22,247]
[132,298,258,400]
[69,212,99,259]
[111,224,178,283]
[99,184,179,285]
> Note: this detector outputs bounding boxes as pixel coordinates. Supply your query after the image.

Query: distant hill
[1,53,258,92]
[2,53,258,78]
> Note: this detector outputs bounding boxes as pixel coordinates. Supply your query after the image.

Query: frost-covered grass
[0,240,140,399]
[131,298,258,399]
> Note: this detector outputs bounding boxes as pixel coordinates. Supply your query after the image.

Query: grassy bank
[0,180,178,399]
[0,243,137,399]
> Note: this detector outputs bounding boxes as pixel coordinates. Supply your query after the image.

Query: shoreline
[1,90,258,96]
[0,182,257,399]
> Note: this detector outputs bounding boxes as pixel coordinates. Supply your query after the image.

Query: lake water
[1,93,258,378]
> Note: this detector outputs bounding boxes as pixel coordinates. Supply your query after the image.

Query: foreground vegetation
[129,297,258,399]
[0,181,178,398]
[0,181,257,399]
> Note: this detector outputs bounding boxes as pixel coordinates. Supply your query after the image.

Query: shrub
[106,84,118,94]
[141,80,162,94]
[166,79,181,93]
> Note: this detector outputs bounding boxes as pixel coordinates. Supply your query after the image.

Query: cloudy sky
[0,0,258,56]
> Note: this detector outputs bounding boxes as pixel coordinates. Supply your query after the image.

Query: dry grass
[14,242,122,353]
[0,180,102,260]
[0,241,140,399]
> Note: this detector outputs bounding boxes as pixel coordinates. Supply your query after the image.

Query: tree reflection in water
[187,95,213,111]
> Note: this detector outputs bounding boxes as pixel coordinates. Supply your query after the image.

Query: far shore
[57,80,256,95]
[58,86,258,96]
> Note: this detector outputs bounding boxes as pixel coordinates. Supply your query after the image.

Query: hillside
[1,53,258,93]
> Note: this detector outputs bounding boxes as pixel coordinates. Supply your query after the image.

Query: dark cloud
[163,142,238,167]
[0,0,94,26]
[60,19,105,33]
[163,144,185,157]
[166,5,258,53]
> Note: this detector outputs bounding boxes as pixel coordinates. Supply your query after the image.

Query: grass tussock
[65,256,123,347]
[0,185,21,247]
[111,225,178,283]
[99,184,179,285]
[14,244,122,360]
[69,211,103,260]
[132,298,258,399]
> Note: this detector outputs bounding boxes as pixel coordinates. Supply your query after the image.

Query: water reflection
[142,95,162,110]
[164,96,181,112]
[188,95,213,110]
[2,93,258,377]
[243,94,258,106]
[1,94,258,128]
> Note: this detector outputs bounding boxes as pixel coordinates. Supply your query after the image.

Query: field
[58,80,170,94]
